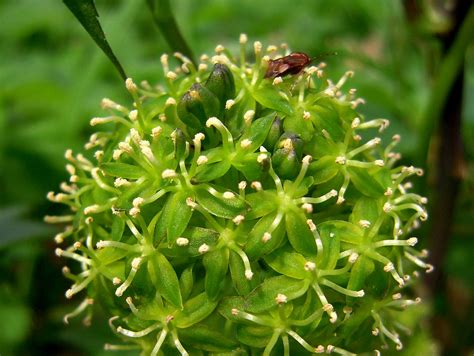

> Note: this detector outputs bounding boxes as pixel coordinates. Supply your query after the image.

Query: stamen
[117,322,161,338]
[251,181,262,191]
[196,155,208,165]
[63,298,94,324]
[162,169,178,179]
[275,293,288,304]
[176,237,189,246]
[244,110,255,123]
[115,257,142,297]
[273,77,283,85]
[198,244,209,254]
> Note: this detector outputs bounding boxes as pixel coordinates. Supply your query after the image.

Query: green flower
[46,34,431,355]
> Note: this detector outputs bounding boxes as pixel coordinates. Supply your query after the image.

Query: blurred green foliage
[0,0,472,355]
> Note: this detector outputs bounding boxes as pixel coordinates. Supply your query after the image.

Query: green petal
[195,187,246,219]
[319,220,363,244]
[236,114,275,153]
[347,167,385,198]
[174,292,219,328]
[229,250,253,296]
[245,276,309,313]
[203,248,229,300]
[245,212,285,260]
[251,82,293,115]
[148,253,183,309]
[264,247,308,279]
[308,156,339,185]
[100,162,147,179]
[285,210,317,256]
[155,191,193,245]
[178,324,239,352]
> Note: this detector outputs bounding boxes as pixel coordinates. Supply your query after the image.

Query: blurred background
[0,0,472,355]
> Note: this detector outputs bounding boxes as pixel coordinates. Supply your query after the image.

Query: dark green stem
[146,0,196,64]
[416,5,474,168]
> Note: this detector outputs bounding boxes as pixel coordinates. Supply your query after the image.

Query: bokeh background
[0,0,472,355]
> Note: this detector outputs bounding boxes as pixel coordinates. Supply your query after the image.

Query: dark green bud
[272,146,299,179]
[177,83,220,132]
[263,116,282,150]
[205,64,235,111]
[272,132,303,179]
[276,132,303,158]
[171,128,187,160]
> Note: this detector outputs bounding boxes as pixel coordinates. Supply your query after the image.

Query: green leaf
[305,133,339,158]
[236,114,275,153]
[347,166,385,198]
[232,153,264,181]
[63,0,127,79]
[283,113,315,142]
[308,156,339,184]
[347,255,374,304]
[174,292,218,328]
[245,191,278,219]
[195,187,246,219]
[311,99,345,142]
[100,162,147,179]
[236,325,272,348]
[97,260,126,281]
[350,197,380,226]
[195,160,231,182]
[179,265,194,301]
[251,82,293,115]
[264,247,308,279]
[319,220,363,245]
[218,296,246,321]
[160,227,219,257]
[229,250,253,295]
[148,253,183,309]
[244,212,285,260]
[179,324,239,352]
[203,248,229,300]
[155,191,193,245]
[110,214,125,241]
[285,209,317,256]
[95,246,129,267]
[319,226,341,270]
[245,276,309,313]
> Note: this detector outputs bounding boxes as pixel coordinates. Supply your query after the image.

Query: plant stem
[416,5,474,169]
[146,0,196,64]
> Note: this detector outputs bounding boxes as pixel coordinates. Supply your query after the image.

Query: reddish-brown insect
[264,52,311,79]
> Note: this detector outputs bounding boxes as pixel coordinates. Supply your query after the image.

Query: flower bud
[171,128,187,160]
[272,132,303,179]
[205,63,235,113]
[272,146,299,179]
[177,83,220,132]
[263,116,283,150]
[276,132,303,158]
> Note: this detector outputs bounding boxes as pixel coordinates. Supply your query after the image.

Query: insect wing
[264,52,311,78]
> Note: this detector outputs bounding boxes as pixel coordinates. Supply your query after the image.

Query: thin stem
[118,322,161,338]
[263,329,280,356]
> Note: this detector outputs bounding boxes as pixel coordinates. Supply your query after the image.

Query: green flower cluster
[47,35,431,355]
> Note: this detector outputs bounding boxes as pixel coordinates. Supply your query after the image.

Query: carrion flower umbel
[46,34,432,355]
